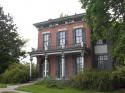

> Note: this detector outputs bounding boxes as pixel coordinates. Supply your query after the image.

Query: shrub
[35,78,72,89]
[72,69,125,91]
[35,75,52,85]
[1,63,37,83]
[112,66,125,88]
[46,80,72,89]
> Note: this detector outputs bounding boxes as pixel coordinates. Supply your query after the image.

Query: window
[73,28,85,47]
[97,55,108,70]
[58,31,66,48]
[75,28,83,44]
[56,56,67,79]
[56,57,62,78]
[75,56,83,74]
[96,39,106,45]
[43,34,50,50]
[98,55,108,61]
[96,40,103,45]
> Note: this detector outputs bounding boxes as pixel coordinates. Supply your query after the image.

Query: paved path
[0,82,34,93]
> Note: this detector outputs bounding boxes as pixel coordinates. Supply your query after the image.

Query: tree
[0,7,26,74]
[80,0,125,65]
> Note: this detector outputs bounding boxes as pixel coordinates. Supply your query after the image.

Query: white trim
[44,58,47,77]
[73,25,83,29]
[58,28,67,31]
[48,50,82,55]
[48,52,61,55]
[42,31,50,34]
[64,50,81,54]
[31,50,83,57]
[31,54,44,57]
[62,56,65,78]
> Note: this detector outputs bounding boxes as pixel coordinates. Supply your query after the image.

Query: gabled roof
[33,13,85,28]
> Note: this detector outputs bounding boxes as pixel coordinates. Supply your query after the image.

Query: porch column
[61,43,65,79]
[61,54,65,79]
[44,44,48,77]
[30,56,33,80]
[81,41,84,71]
[44,56,47,77]
[81,51,84,71]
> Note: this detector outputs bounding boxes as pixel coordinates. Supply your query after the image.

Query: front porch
[29,44,92,80]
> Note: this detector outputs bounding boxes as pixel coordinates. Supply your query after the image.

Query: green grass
[18,84,123,93]
[2,92,18,93]
[0,83,7,88]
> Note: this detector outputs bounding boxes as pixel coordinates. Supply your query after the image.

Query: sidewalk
[0,82,34,93]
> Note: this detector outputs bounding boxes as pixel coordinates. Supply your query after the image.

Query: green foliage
[2,92,18,93]
[72,69,125,91]
[35,76,52,85]
[18,84,123,93]
[1,63,29,83]
[35,78,66,89]
[47,80,64,89]
[80,0,125,64]
[112,66,125,88]
[0,7,26,74]
[0,83,7,88]
[0,63,37,83]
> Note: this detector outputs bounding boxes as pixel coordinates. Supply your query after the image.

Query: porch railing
[31,43,86,54]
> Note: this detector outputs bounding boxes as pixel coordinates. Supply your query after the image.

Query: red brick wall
[37,21,92,79]
[66,55,74,79]
[38,31,42,48]
[48,53,92,79]
[37,21,91,49]
[85,52,92,68]
[49,55,56,79]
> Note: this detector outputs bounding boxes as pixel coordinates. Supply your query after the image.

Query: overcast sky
[0,0,84,62]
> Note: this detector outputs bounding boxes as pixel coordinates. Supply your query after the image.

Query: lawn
[0,83,7,88]
[2,92,17,93]
[18,84,123,93]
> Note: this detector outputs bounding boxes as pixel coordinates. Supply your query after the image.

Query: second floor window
[74,28,85,46]
[43,33,50,50]
[96,39,106,45]
[57,31,66,48]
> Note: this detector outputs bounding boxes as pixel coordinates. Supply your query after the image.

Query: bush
[35,77,71,89]
[0,63,37,83]
[35,75,52,86]
[72,68,125,91]
[112,66,125,88]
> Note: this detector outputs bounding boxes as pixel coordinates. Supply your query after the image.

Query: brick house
[30,13,112,80]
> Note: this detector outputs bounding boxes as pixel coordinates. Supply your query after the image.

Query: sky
[0,0,84,63]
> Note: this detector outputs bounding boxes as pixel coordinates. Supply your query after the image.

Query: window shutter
[42,34,44,49]
[65,31,67,47]
[48,34,51,49]
[82,29,86,43]
[56,32,59,48]
[73,29,76,47]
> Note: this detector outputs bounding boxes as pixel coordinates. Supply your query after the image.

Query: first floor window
[97,55,108,70]
[56,57,62,78]
[56,56,67,79]
[74,56,83,74]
